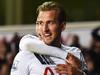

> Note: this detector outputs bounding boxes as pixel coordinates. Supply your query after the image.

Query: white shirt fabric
[10,34,87,75]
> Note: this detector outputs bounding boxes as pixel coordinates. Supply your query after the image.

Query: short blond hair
[36,1,67,24]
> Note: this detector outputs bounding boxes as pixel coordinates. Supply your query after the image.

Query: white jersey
[10,34,87,75]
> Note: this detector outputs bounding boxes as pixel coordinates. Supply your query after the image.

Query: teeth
[44,34,50,36]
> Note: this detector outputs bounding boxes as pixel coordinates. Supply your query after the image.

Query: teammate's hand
[55,53,84,75]
[67,53,81,69]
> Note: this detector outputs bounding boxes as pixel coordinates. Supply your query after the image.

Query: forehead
[37,10,58,20]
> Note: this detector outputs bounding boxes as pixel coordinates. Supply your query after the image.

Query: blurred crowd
[62,26,100,75]
[0,33,21,75]
[0,26,100,75]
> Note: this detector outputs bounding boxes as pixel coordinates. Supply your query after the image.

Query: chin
[44,40,52,45]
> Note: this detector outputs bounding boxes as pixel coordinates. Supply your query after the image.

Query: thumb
[66,53,81,69]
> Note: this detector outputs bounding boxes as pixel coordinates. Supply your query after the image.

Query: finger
[55,64,68,71]
[65,60,73,68]
[67,53,76,60]
[55,64,75,75]
[66,53,72,59]
[67,53,80,63]
[55,66,72,75]
[66,53,81,69]
[56,63,72,71]
[56,64,68,68]
[65,60,71,64]
[56,70,68,74]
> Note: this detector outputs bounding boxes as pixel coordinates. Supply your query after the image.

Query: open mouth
[38,33,51,39]
[43,33,52,37]
[44,33,51,36]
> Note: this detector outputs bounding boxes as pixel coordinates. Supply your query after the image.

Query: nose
[43,23,49,32]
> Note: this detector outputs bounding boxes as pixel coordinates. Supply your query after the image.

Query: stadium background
[0,0,100,25]
[0,0,100,75]
[0,21,100,47]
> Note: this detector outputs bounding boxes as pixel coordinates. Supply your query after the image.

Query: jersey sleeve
[73,48,88,75]
[79,52,88,75]
[10,49,41,75]
[19,34,68,60]
[72,47,87,71]
[10,57,29,75]
[64,46,88,75]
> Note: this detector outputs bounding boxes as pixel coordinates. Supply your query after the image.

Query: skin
[36,10,83,75]
[55,53,83,75]
[36,10,65,47]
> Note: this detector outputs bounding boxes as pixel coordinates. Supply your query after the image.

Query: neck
[51,42,61,48]
[50,38,62,48]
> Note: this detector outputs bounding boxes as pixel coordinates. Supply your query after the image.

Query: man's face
[36,10,65,45]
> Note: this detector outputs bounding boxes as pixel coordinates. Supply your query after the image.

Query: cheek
[49,26,58,35]
[36,26,42,34]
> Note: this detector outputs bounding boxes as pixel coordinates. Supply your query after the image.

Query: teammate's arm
[19,35,88,74]
[19,34,68,60]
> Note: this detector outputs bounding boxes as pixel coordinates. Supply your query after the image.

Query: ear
[61,22,66,31]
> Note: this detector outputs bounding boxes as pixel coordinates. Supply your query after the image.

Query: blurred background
[0,0,100,75]
[0,0,100,25]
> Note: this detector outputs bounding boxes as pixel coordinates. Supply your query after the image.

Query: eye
[36,22,38,25]
[36,21,43,26]
[47,21,56,25]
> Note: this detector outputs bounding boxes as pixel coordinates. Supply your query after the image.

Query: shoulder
[11,51,41,74]
[11,51,35,70]
[12,51,36,66]
[21,34,38,41]
[62,44,81,52]
[19,34,39,51]
[62,45,82,59]
[19,34,39,46]
[13,50,42,66]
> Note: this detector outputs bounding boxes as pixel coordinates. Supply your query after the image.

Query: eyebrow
[36,21,42,23]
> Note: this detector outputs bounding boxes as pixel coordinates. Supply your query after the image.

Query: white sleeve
[10,49,41,75]
[19,34,68,60]
[28,59,44,75]
[10,58,29,75]
[75,48,88,74]
[80,52,88,72]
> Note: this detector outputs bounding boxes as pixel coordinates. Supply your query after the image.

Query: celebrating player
[11,1,87,75]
